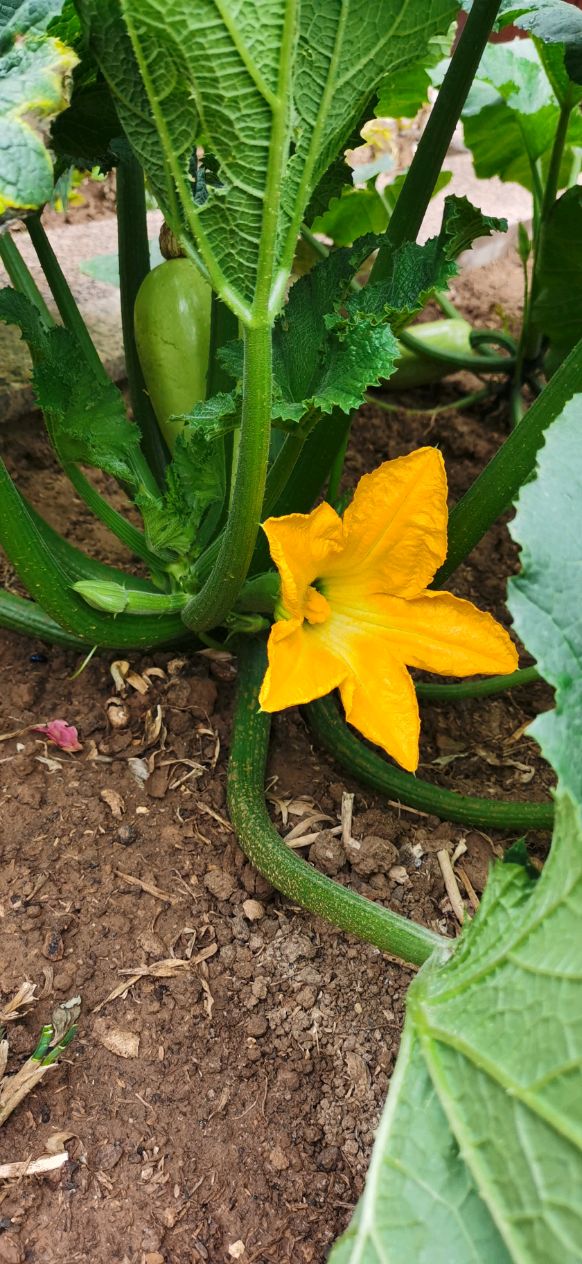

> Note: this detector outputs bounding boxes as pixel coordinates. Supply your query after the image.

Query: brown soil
[0,251,554,1264]
[44,174,118,228]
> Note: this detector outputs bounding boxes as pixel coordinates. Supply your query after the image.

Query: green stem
[181,324,273,631]
[206,294,240,535]
[26,215,105,381]
[300,224,330,260]
[434,335,582,586]
[236,572,279,614]
[0,232,53,326]
[510,386,526,428]
[369,386,494,418]
[398,329,515,375]
[435,289,462,321]
[25,495,159,590]
[116,156,169,488]
[370,0,503,277]
[415,665,540,702]
[263,431,306,515]
[305,695,554,832]
[0,588,92,650]
[63,462,169,574]
[228,639,447,967]
[327,425,350,504]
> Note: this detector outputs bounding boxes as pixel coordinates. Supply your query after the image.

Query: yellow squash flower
[259,447,518,772]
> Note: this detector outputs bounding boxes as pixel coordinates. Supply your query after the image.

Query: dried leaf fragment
[93,1019,139,1059]
[100,788,125,819]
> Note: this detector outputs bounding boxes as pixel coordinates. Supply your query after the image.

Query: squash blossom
[259,447,518,772]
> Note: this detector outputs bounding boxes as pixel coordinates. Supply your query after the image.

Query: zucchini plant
[0,0,581,1258]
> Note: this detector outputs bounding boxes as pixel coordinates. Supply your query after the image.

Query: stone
[308,833,345,876]
[344,834,398,876]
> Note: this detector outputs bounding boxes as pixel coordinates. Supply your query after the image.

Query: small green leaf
[330,398,582,1263]
[336,195,505,330]
[375,23,455,118]
[221,195,503,428]
[0,287,143,483]
[0,0,77,221]
[137,415,228,563]
[311,188,389,248]
[518,220,531,264]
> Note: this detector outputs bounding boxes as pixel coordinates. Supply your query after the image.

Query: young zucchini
[134,259,212,452]
[386,317,474,390]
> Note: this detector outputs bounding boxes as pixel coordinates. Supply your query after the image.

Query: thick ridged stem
[305,696,554,832]
[228,639,448,967]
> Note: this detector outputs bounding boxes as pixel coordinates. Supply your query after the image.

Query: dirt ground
[0,208,555,1263]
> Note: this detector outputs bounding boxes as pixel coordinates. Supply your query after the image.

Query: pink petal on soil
[32,719,83,752]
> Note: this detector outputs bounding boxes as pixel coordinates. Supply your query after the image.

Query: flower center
[303,584,331,625]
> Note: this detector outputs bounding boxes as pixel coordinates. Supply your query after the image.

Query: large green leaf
[0,0,77,221]
[532,186,582,366]
[78,0,457,323]
[330,397,582,1263]
[462,39,582,192]
[508,395,582,801]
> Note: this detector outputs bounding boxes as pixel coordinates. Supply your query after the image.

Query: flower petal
[32,719,83,751]
[325,447,448,599]
[360,590,519,677]
[337,635,421,772]
[259,618,346,712]
[262,502,343,618]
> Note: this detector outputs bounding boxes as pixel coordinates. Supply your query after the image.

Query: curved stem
[228,639,448,967]
[116,155,169,488]
[370,0,503,276]
[63,462,168,573]
[434,289,462,321]
[0,232,53,326]
[398,329,515,375]
[469,329,517,356]
[369,386,494,418]
[415,665,540,702]
[305,695,554,832]
[181,323,273,631]
[0,588,92,650]
[435,335,582,586]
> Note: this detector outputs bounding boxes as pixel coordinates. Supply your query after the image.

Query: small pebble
[117,824,138,846]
